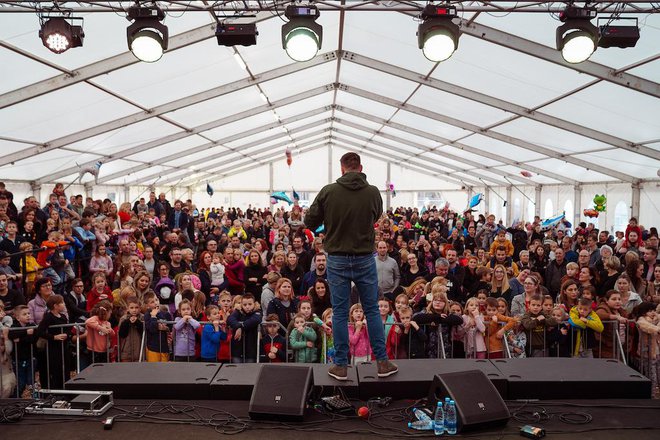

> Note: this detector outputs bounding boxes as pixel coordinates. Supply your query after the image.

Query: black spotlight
[281,4,323,62]
[126,5,169,63]
[598,17,640,48]
[556,6,598,64]
[417,3,460,62]
[216,23,258,46]
[39,17,84,54]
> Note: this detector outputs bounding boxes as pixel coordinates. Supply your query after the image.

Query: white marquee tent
[1,1,659,233]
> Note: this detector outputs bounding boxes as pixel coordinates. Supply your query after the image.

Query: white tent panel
[415,151,475,173]
[272,148,329,190]
[335,90,396,119]
[389,109,471,140]
[529,158,618,182]
[225,120,330,149]
[287,112,332,129]
[167,148,234,168]
[274,93,334,118]
[65,117,183,157]
[212,164,272,189]
[474,12,558,49]
[0,48,61,94]
[259,62,336,101]
[0,82,137,141]
[408,85,516,127]
[85,158,145,183]
[0,139,34,155]
[458,133,548,162]
[334,111,387,132]
[630,62,660,83]
[163,86,265,127]
[574,150,659,179]
[124,134,211,162]
[378,126,439,149]
[432,35,593,108]
[494,118,616,154]
[201,111,282,141]
[495,165,561,185]
[342,11,433,73]
[0,149,100,180]
[339,62,419,102]
[104,165,173,186]
[438,145,504,168]
[541,81,660,143]
[94,38,247,108]
[389,163,463,190]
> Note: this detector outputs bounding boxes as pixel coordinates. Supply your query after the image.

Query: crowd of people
[0,180,658,398]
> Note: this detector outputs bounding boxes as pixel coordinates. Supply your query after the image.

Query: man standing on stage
[305,152,398,381]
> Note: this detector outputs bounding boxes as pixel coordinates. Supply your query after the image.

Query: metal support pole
[386,162,391,211]
[30,182,41,205]
[535,185,542,218]
[573,184,582,227]
[327,144,333,184]
[506,185,513,225]
[631,182,641,219]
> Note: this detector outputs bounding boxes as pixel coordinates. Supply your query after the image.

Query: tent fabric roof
[0,1,659,190]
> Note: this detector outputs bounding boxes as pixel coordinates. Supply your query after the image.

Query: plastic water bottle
[433,401,445,435]
[413,407,433,423]
[444,397,450,413]
[408,420,434,430]
[445,400,457,435]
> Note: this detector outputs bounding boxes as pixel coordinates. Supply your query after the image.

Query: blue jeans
[327,254,387,366]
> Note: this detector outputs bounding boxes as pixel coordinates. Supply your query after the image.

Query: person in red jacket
[86,272,113,312]
[223,247,245,295]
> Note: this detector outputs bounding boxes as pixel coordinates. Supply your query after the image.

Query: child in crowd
[542,295,554,315]
[217,291,233,362]
[475,290,488,314]
[19,242,40,299]
[507,324,527,358]
[497,298,510,317]
[260,314,286,363]
[548,306,570,357]
[118,297,144,362]
[379,298,395,339]
[9,305,35,396]
[36,295,71,389]
[521,294,558,357]
[581,285,598,310]
[568,298,604,357]
[484,297,518,359]
[85,300,115,364]
[561,262,580,286]
[201,305,227,362]
[387,305,426,359]
[349,303,371,364]
[449,301,466,359]
[320,308,335,364]
[413,289,463,359]
[144,291,172,362]
[173,299,200,361]
[595,290,629,360]
[634,302,659,393]
[462,297,486,359]
[227,294,262,363]
[209,253,226,303]
[86,272,113,312]
[289,313,318,363]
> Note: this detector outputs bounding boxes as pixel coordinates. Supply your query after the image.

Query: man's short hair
[340,152,361,171]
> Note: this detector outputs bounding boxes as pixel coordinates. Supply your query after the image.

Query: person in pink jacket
[85,300,115,363]
[349,303,371,364]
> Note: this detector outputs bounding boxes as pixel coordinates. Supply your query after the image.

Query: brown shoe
[328,365,348,381]
[377,360,398,378]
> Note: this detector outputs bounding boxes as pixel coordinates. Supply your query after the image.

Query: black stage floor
[2,398,660,439]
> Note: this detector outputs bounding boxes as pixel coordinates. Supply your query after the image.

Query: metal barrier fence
[1,317,656,399]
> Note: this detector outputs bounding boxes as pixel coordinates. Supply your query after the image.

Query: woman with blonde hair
[405,278,428,312]
[267,250,286,274]
[490,264,512,303]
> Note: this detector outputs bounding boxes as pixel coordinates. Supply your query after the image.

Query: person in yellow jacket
[489,228,515,257]
[568,298,604,357]
[19,242,41,299]
[227,219,247,241]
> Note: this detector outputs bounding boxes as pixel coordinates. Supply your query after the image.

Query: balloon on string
[285,147,293,167]
[520,170,533,178]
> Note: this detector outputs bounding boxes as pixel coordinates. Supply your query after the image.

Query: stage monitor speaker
[428,369,510,433]
[248,364,313,422]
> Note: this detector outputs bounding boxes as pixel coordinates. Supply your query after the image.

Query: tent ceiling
[0,1,659,190]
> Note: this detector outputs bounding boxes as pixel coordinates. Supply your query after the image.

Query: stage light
[417,4,459,62]
[281,4,322,62]
[216,23,258,46]
[598,17,640,48]
[126,5,168,63]
[556,6,598,64]
[39,17,84,54]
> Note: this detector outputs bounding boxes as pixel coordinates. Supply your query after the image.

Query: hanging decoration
[593,194,607,212]
[464,192,483,213]
[540,213,565,231]
[583,208,599,218]
[520,170,534,178]
[64,161,102,192]
[285,147,293,167]
[270,191,294,205]
[385,181,396,197]
[206,182,214,197]
[292,189,300,202]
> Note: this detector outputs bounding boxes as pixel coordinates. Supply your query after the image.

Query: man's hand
[234,328,242,341]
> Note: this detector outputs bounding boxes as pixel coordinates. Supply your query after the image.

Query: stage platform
[2,398,660,439]
[64,358,653,400]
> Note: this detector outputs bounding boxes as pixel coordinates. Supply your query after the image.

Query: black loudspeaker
[248,364,313,421]
[428,369,510,433]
